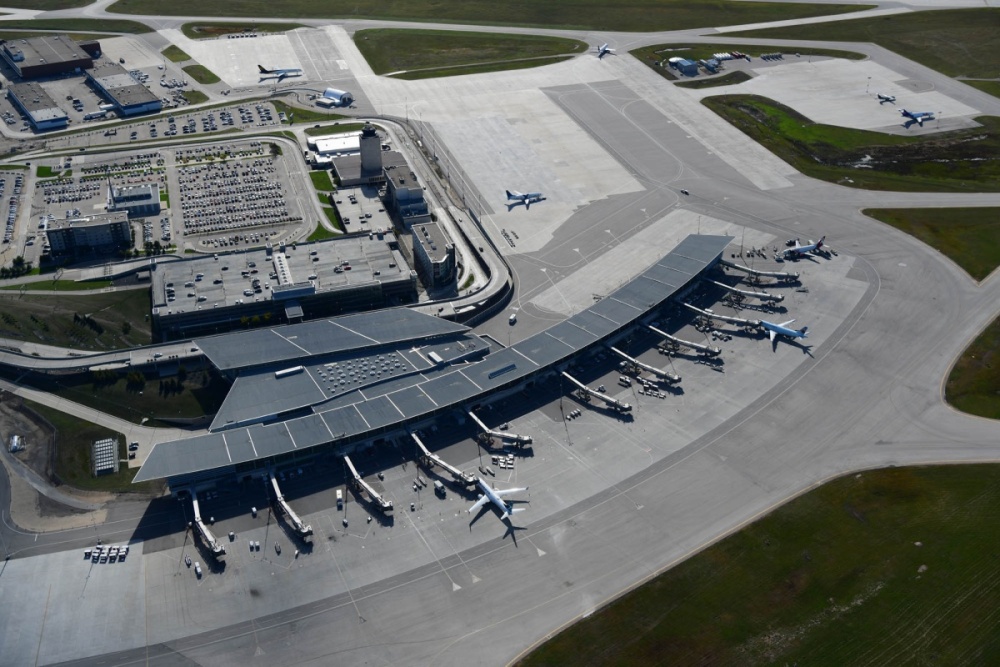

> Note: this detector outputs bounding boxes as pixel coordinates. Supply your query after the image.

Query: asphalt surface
[1,2,1000,666]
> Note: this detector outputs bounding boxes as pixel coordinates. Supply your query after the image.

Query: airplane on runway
[899,108,934,126]
[781,236,826,260]
[506,189,546,210]
[761,319,808,343]
[258,65,303,81]
[597,43,616,59]
[468,477,528,521]
[876,93,896,104]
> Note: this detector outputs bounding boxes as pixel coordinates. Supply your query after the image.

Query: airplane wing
[779,319,796,328]
[768,329,777,342]
[494,487,527,498]
[467,495,490,514]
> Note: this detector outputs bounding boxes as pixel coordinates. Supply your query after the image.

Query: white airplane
[876,93,896,104]
[781,236,826,259]
[468,477,528,521]
[761,319,808,342]
[597,43,616,59]
[899,108,934,126]
[258,65,303,81]
[505,189,545,210]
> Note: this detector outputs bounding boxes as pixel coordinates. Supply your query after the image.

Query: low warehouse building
[1,34,94,79]
[86,60,162,116]
[316,87,354,108]
[6,82,68,131]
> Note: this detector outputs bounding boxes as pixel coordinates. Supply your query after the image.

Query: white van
[508,313,517,325]
[336,489,343,509]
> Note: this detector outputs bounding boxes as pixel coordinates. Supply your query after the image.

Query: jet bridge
[707,279,784,303]
[647,325,721,356]
[720,259,799,283]
[466,411,534,446]
[190,495,225,557]
[343,455,393,513]
[561,372,632,412]
[411,433,476,486]
[268,471,313,537]
[608,346,680,383]
[684,303,761,329]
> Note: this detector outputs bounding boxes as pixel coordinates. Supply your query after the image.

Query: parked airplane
[597,43,616,59]
[506,189,545,209]
[781,236,826,259]
[899,108,934,126]
[876,93,896,104]
[468,477,528,521]
[761,319,808,342]
[258,65,303,81]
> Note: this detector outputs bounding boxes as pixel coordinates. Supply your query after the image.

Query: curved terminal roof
[135,235,732,483]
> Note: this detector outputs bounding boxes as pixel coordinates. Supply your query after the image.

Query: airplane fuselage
[761,319,808,340]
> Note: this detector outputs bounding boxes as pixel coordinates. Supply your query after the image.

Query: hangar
[135,234,732,488]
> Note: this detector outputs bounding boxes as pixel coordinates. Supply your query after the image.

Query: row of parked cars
[84,544,129,563]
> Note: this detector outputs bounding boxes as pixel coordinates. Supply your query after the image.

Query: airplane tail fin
[799,326,809,338]
[505,190,515,200]
[258,65,269,73]
[816,236,826,249]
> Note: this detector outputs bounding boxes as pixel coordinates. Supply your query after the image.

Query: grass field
[6,0,90,9]
[0,279,113,292]
[181,90,209,105]
[966,80,1000,99]
[862,208,1000,282]
[21,367,230,427]
[309,169,333,191]
[0,31,107,42]
[270,100,343,124]
[0,18,150,34]
[22,399,163,494]
[521,465,1000,666]
[731,9,1000,82]
[946,315,1000,420]
[704,95,1000,192]
[109,0,868,32]
[355,29,585,77]
[303,121,360,136]
[182,64,221,85]
[180,22,308,40]
[161,45,191,62]
[675,70,752,89]
[310,210,343,239]
[0,288,151,350]
[394,56,576,80]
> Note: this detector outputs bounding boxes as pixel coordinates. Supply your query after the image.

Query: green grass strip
[109,0,871,33]
[863,208,1000,282]
[704,94,1000,193]
[522,464,1000,665]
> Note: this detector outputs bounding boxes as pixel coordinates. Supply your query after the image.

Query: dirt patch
[37,492,90,518]
[0,454,107,532]
[2,399,54,480]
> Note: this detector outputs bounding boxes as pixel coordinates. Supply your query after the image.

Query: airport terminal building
[150,233,417,340]
[136,234,732,488]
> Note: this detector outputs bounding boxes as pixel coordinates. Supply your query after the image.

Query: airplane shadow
[771,337,815,357]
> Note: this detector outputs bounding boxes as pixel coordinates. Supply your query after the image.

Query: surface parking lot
[170,140,304,244]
